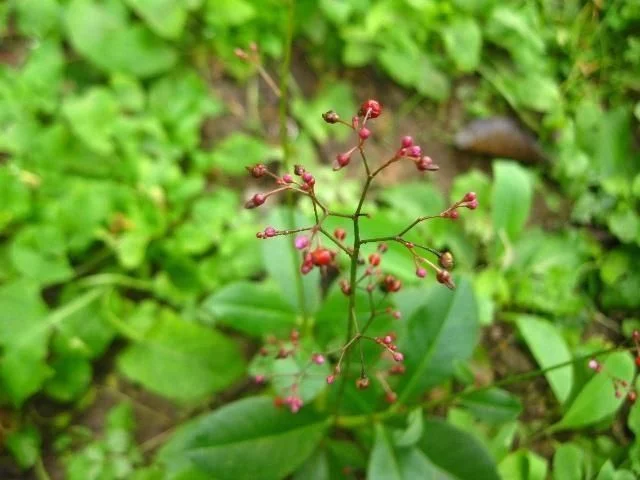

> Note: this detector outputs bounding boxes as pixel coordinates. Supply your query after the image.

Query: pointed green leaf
[516,315,573,404]
[159,397,328,480]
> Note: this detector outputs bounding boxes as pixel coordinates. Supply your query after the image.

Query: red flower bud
[358,99,382,119]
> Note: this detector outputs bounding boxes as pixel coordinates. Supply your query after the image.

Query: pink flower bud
[401,136,413,148]
[312,354,325,365]
[326,375,335,384]
[359,127,371,140]
[393,352,404,362]
[416,267,427,278]
[264,226,276,237]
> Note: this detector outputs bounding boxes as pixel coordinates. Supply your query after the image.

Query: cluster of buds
[242,96,478,413]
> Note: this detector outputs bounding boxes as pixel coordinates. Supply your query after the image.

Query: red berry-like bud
[401,136,413,148]
[254,375,265,384]
[635,356,640,367]
[311,248,332,266]
[356,377,370,389]
[416,156,433,171]
[393,352,404,362]
[335,153,351,170]
[408,145,422,157]
[326,375,335,385]
[385,391,398,403]
[369,253,381,266]
[393,311,402,320]
[247,164,267,177]
[378,243,388,253]
[282,174,293,183]
[312,353,325,365]
[466,199,478,210]
[264,226,276,237]
[359,99,382,118]
[322,110,340,124]
[334,228,347,241]
[295,235,309,250]
[436,270,455,289]
[339,279,351,296]
[245,193,266,209]
[300,263,313,275]
[445,210,459,220]
[389,364,405,375]
[381,275,402,293]
[416,267,427,278]
[383,335,393,345]
[294,164,305,175]
[302,172,313,183]
[588,359,602,372]
[439,251,454,270]
[359,127,371,140]
[464,192,477,202]
[629,391,638,403]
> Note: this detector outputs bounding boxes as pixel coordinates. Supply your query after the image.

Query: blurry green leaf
[553,443,584,480]
[111,74,145,112]
[159,397,328,480]
[294,448,330,480]
[205,0,255,26]
[418,418,501,480]
[10,224,73,285]
[6,425,41,469]
[16,0,60,37]
[262,207,321,314]
[0,168,30,232]
[595,108,635,179]
[397,278,479,403]
[117,308,245,402]
[202,281,297,337]
[66,0,177,77]
[368,424,405,480]
[515,74,561,112]
[63,87,119,155]
[492,160,533,240]
[556,352,635,430]
[197,133,278,175]
[125,0,187,39]
[442,17,482,72]
[516,315,573,404]
[498,450,547,480]
[392,408,424,447]
[607,206,639,244]
[460,388,522,424]
[44,356,92,402]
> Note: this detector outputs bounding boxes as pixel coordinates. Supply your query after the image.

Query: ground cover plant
[1,0,639,479]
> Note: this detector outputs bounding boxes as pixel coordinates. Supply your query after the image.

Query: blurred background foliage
[1,0,639,478]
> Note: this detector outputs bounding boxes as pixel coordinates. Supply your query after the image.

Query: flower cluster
[245,99,478,412]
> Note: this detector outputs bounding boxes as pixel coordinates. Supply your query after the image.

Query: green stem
[77,273,153,292]
[335,346,622,428]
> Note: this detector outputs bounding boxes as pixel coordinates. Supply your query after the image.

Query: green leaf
[158,397,328,480]
[15,0,60,37]
[553,443,584,480]
[492,160,533,240]
[418,418,501,480]
[442,17,482,72]
[262,207,321,314]
[294,448,330,480]
[555,352,635,430]
[607,206,639,244]
[6,425,41,469]
[124,0,188,39]
[397,278,479,403]
[63,87,119,155]
[392,408,424,447]
[498,450,548,480]
[44,356,92,402]
[515,74,561,112]
[516,315,573,404]
[460,388,522,424]
[368,424,403,480]
[205,0,255,27]
[117,308,246,402]
[0,280,51,405]
[202,281,297,337]
[65,0,177,77]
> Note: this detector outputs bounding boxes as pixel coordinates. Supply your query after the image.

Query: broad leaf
[442,17,482,72]
[491,161,533,241]
[553,443,584,480]
[201,281,297,337]
[158,397,328,480]
[397,278,479,403]
[516,315,573,404]
[124,0,188,39]
[418,418,501,480]
[555,351,634,430]
[117,308,245,402]
[499,450,547,480]
[368,424,403,480]
[460,388,522,424]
